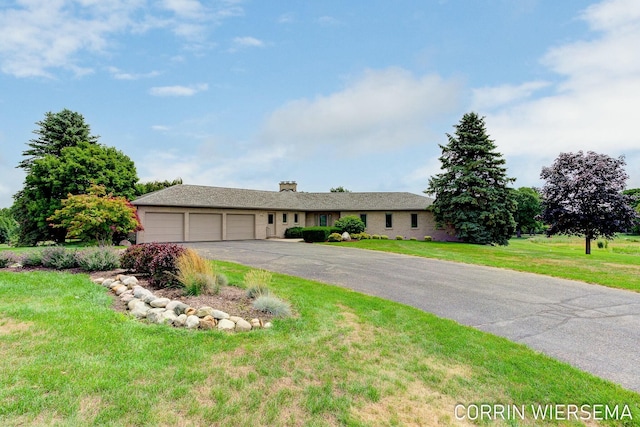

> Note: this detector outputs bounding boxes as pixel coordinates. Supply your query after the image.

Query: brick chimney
[279,181,297,192]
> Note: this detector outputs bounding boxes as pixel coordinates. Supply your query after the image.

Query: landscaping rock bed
[94,274,273,332]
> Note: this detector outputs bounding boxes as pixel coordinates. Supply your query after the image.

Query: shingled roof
[132,184,434,211]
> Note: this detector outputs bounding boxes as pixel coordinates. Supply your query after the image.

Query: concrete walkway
[186,240,640,393]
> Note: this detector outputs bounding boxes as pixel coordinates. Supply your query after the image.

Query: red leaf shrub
[120,243,185,288]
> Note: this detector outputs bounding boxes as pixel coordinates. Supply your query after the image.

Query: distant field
[340,235,640,292]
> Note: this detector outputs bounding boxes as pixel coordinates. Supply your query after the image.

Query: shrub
[284,227,304,239]
[396,235,404,240]
[380,235,389,240]
[252,295,291,317]
[359,232,371,240]
[334,215,365,234]
[328,232,343,242]
[120,244,144,271]
[19,251,43,267]
[216,273,229,288]
[424,236,433,242]
[597,240,609,249]
[245,269,272,298]
[302,227,332,243]
[410,237,417,241]
[41,247,77,270]
[76,247,120,271]
[120,243,186,288]
[175,248,218,296]
[350,233,361,241]
[0,252,16,268]
[372,234,381,239]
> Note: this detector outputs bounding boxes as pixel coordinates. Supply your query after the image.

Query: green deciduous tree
[624,189,640,235]
[540,151,638,254]
[0,208,17,244]
[134,178,183,197]
[513,187,543,237]
[48,184,142,246]
[426,112,516,245]
[13,139,138,245]
[330,186,350,193]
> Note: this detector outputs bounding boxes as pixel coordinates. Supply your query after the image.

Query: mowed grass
[342,235,640,292]
[1,266,639,426]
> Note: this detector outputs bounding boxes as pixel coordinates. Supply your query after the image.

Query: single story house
[131,181,454,243]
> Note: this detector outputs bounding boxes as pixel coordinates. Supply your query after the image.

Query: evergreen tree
[18,109,99,171]
[426,112,516,245]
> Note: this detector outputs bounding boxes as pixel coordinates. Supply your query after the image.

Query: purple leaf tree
[540,151,638,254]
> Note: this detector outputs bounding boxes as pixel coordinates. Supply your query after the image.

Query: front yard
[1,259,639,425]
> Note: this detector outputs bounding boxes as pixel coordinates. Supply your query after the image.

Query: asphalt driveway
[186,240,640,393]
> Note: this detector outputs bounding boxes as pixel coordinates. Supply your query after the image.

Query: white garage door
[226,214,255,240]
[144,213,184,242]
[189,213,222,241]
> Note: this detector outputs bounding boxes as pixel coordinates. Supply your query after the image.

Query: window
[283,213,288,224]
[294,213,299,224]
[411,213,418,228]
[360,214,367,227]
[319,214,328,227]
[268,213,274,225]
[385,213,393,228]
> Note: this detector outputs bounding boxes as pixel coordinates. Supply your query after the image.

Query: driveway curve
[186,240,640,393]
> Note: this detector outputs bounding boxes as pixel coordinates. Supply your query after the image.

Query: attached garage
[188,213,222,242]
[144,213,184,242]
[226,214,255,240]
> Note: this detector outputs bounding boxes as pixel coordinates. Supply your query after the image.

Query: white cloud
[149,83,208,96]
[227,36,265,52]
[138,144,287,188]
[477,0,640,187]
[161,0,206,19]
[261,67,462,155]
[232,36,265,48]
[108,66,160,80]
[471,81,550,110]
[0,0,244,78]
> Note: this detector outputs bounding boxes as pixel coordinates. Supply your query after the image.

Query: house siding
[340,211,454,241]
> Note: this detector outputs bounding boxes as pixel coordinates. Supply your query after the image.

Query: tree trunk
[585,235,591,255]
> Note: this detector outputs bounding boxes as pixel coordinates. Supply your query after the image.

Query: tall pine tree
[18,109,99,171]
[426,112,516,245]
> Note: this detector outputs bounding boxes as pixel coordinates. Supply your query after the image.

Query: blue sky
[1,0,639,208]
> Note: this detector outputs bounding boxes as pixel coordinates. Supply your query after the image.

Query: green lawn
[339,235,640,292]
[1,265,639,426]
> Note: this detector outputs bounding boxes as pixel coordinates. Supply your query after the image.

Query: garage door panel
[189,213,222,241]
[145,213,184,242]
[227,214,255,240]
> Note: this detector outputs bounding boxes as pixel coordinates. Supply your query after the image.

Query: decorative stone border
[93,274,272,332]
